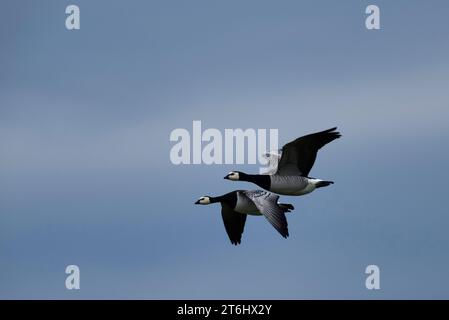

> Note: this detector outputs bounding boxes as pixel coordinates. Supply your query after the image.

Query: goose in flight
[224,127,341,196]
[195,190,294,245]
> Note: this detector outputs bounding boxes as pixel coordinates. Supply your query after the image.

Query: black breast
[220,191,238,209]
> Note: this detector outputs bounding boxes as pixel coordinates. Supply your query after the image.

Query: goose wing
[243,190,289,238]
[261,150,282,175]
[221,202,247,245]
[276,127,341,176]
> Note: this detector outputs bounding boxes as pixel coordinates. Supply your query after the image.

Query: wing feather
[243,190,289,238]
[221,203,247,245]
[277,127,341,176]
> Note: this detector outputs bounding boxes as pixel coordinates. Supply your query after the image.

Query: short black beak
[194,200,200,204]
[223,175,229,180]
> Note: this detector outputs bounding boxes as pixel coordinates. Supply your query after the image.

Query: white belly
[292,183,316,195]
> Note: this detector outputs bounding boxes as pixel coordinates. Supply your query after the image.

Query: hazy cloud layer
[1,0,449,298]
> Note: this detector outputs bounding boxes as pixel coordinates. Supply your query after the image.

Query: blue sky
[1,0,449,299]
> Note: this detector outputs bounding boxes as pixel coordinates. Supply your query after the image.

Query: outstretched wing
[221,202,247,245]
[244,190,289,238]
[261,150,282,175]
[276,127,341,176]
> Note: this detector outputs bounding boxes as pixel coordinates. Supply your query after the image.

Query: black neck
[210,196,224,203]
[240,173,271,191]
[211,192,238,207]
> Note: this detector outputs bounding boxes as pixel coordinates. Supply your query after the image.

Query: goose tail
[315,180,334,188]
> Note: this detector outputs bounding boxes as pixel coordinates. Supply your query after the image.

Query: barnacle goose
[195,190,294,245]
[224,127,341,196]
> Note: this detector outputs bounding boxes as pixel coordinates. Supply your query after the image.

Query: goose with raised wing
[224,127,341,196]
[195,190,293,245]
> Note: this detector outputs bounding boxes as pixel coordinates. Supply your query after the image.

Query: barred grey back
[269,175,309,195]
[235,191,259,214]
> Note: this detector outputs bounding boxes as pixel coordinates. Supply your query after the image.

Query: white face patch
[199,197,211,204]
[227,172,240,181]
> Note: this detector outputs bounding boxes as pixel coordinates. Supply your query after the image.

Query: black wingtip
[318,127,341,140]
[321,127,338,133]
[230,237,242,245]
[279,203,295,212]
